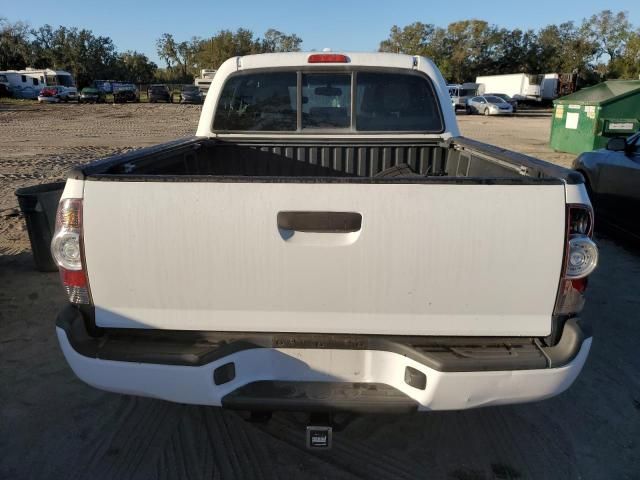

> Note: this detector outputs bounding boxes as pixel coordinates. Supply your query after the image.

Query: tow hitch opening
[306,425,332,450]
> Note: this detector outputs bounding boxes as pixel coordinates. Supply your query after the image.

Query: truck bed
[72,136,581,184]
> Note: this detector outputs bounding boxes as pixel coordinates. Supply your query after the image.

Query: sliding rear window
[302,73,351,129]
[213,70,443,132]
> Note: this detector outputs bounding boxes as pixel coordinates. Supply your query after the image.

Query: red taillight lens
[51,198,91,304]
[61,268,87,287]
[308,54,349,63]
[554,204,598,315]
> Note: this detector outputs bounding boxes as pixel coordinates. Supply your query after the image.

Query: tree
[378,15,617,84]
[378,22,435,56]
[116,51,157,83]
[193,28,260,70]
[583,10,632,62]
[491,28,540,74]
[261,29,302,53]
[156,33,179,69]
[614,29,640,79]
[156,33,201,81]
[378,20,503,82]
[26,25,118,87]
[441,20,501,82]
[522,21,598,81]
[0,18,31,70]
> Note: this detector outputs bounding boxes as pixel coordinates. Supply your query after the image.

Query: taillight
[554,205,598,315]
[51,198,91,304]
[308,54,349,63]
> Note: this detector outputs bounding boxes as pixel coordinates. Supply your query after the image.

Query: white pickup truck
[52,52,598,417]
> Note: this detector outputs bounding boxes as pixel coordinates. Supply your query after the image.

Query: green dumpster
[550,80,640,155]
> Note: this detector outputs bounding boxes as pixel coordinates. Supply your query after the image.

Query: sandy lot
[1,103,638,480]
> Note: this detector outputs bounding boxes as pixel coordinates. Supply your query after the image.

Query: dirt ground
[1,103,638,480]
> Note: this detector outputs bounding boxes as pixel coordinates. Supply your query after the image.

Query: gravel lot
[1,102,638,480]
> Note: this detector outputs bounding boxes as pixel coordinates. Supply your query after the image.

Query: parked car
[57,86,78,102]
[484,93,518,112]
[467,95,514,115]
[147,84,172,103]
[51,52,596,432]
[113,84,139,103]
[179,84,203,104]
[37,87,62,103]
[573,132,640,229]
[79,87,106,104]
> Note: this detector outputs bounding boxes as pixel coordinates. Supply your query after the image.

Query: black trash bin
[15,182,66,272]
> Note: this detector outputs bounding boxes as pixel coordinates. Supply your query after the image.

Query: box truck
[476,73,560,102]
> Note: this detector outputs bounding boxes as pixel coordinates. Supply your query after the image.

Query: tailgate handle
[277,211,362,233]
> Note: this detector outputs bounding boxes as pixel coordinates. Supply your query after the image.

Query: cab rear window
[213,70,443,133]
[356,72,442,131]
[213,72,297,131]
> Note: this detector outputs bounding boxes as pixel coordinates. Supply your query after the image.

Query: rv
[194,69,217,96]
[447,83,479,110]
[0,72,10,97]
[1,68,77,100]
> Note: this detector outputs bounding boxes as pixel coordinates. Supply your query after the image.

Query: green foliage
[0,18,31,70]
[155,28,303,78]
[611,30,640,79]
[28,25,119,87]
[1,20,140,87]
[379,10,640,83]
[115,51,157,84]
[583,10,631,61]
[193,28,260,71]
[1,19,302,88]
[379,22,435,56]
[261,29,303,53]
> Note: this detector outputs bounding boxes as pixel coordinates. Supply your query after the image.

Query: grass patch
[0,97,37,105]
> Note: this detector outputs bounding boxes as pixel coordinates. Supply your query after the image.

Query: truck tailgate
[83,181,565,336]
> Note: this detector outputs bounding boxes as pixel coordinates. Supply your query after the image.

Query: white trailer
[194,69,217,96]
[476,73,559,102]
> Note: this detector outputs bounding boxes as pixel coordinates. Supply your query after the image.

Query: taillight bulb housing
[51,198,91,304]
[566,235,598,279]
[554,204,598,316]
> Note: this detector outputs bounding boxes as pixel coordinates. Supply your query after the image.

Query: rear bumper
[56,306,591,412]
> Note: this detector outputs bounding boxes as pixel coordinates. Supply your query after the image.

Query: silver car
[467,95,513,116]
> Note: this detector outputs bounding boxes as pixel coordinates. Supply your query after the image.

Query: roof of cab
[235,52,419,70]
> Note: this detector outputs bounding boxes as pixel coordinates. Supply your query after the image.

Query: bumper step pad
[222,381,417,413]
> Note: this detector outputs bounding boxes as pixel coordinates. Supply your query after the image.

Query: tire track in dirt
[70,399,358,480]
[70,397,182,480]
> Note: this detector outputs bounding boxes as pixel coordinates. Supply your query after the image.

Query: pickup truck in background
[51,52,598,418]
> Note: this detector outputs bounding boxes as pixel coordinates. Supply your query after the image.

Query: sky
[3,0,639,65]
